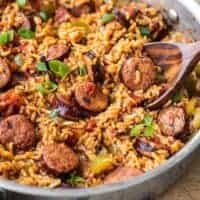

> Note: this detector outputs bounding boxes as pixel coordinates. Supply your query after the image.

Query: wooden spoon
[144,41,200,110]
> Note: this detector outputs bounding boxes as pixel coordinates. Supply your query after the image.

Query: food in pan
[0,0,199,188]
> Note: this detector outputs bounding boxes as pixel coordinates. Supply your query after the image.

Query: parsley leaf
[172,90,183,104]
[139,26,151,37]
[37,80,58,95]
[79,65,87,76]
[36,62,48,72]
[48,60,70,78]
[144,114,153,127]
[131,114,156,138]
[131,124,144,137]
[144,124,156,137]
[102,13,115,24]
[67,174,85,186]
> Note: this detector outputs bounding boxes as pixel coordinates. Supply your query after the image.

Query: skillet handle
[0,188,7,200]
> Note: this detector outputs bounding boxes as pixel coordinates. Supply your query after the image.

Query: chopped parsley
[79,65,87,76]
[139,26,151,37]
[37,80,58,95]
[131,114,156,138]
[172,90,183,104]
[102,13,115,24]
[48,60,70,78]
[0,30,14,45]
[67,173,85,186]
[16,0,26,8]
[36,62,48,72]
[18,28,35,39]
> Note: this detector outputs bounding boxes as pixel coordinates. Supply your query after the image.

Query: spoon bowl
[144,41,200,109]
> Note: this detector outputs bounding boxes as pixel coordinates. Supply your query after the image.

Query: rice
[0,0,196,188]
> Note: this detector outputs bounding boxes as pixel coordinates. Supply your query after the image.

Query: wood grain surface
[159,154,200,200]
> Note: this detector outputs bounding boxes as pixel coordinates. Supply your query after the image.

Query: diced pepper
[90,155,113,175]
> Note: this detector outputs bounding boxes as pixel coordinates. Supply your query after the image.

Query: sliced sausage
[113,5,137,28]
[158,106,186,136]
[121,56,156,91]
[0,90,24,116]
[0,59,11,89]
[74,82,109,112]
[46,44,70,61]
[113,9,130,29]
[29,0,41,10]
[104,167,142,184]
[54,6,72,24]
[0,115,35,151]
[42,143,79,174]
[52,93,91,120]
[72,0,95,17]
[16,13,31,29]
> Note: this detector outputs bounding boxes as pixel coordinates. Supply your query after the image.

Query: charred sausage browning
[121,56,156,91]
[52,94,91,120]
[55,6,72,24]
[0,115,35,151]
[72,0,95,17]
[42,143,79,174]
[46,44,70,61]
[74,82,109,112]
[158,106,186,136]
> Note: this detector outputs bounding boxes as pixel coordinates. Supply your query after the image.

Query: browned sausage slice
[29,0,41,10]
[0,59,11,89]
[121,56,156,91]
[72,0,95,17]
[42,143,79,174]
[52,94,91,120]
[158,106,185,136]
[0,115,35,151]
[104,167,142,184]
[54,6,72,24]
[74,82,108,112]
[46,44,70,61]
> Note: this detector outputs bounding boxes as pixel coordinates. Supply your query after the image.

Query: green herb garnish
[144,114,153,126]
[67,174,85,186]
[143,124,156,137]
[48,60,70,78]
[37,80,58,95]
[139,26,151,37]
[131,114,156,138]
[16,0,26,7]
[0,30,14,45]
[18,28,35,39]
[36,62,48,72]
[38,11,49,22]
[79,65,87,76]
[172,90,183,104]
[102,13,115,24]
[131,124,144,137]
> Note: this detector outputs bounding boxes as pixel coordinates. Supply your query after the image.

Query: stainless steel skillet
[1,0,200,199]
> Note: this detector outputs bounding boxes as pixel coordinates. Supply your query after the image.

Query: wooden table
[160,156,200,200]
